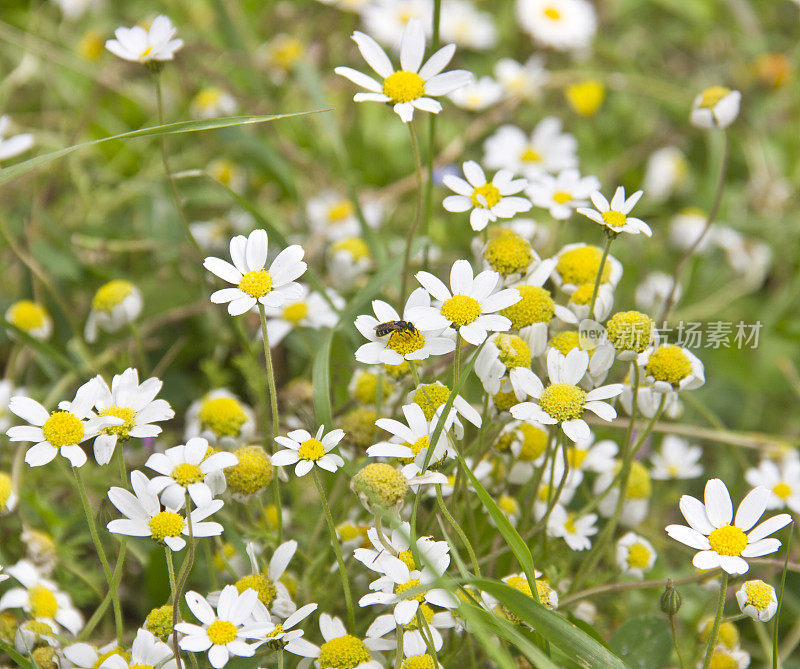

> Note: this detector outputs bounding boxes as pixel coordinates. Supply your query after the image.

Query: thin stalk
[588,232,613,316]
[394,626,404,669]
[537,432,569,534]
[702,573,729,669]
[670,613,685,669]
[436,484,480,576]
[171,496,196,669]
[73,467,123,644]
[258,304,283,543]
[313,469,355,629]
[400,121,424,305]
[452,336,462,388]
[278,649,284,669]
[775,522,794,666]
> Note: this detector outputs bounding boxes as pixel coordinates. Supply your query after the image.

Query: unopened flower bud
[660,579,681,615]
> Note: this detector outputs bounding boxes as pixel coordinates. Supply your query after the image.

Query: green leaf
[313,329,335,428]
[0,638,33,668]
[472,579,627,669]
[609,614,672,668]
[0,110,329,187]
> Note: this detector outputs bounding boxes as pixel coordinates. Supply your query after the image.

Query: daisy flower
[736,580,778,622]
[5,300,52,340]
[690,86,741,129]
[398,634,443,667]
[303,613,385,668]
[327,236,373,289]
[107,470,224,551]
[262,285,343,347]
[0,560,83,634]
[440,0,498,51]
[578,187,652,237]
[90,368,174,466]
[515,0,597,51]
[527,169,600,220]
[547,504,598,551]
[594,460,652,527]
[354,288,454,366]
[86,629,177,669]
[493,55,549,99]
[306,190,383,241]
[409,380,482,440]
[442,161,531,232]
[412,259,521,345]
[272,426,346,477]
[475,333,537,400]
[552,242,624,296]
[0,115,34,162]
[64,642,129,669]
[84,279,144,343]
[176,586,265,668]
[745,457,800,513]
[204,229,307,316]
[350,462,447,514]
[511,348,623,442]
[354,521,450,577]
[105,15,184,64]
[483,119,577,181]
[334,18,473,123]
[6,380,122,468]
[251,602,319,658]
[638,344,705,394]
[447,76,504,112]
[616,532,656,578]
[650,435,703,480]
[145,437,238,509]
[665,478,792,574]
[185,388,256,447]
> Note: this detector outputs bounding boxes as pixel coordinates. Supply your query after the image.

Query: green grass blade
[0,110,330,187]
[0,639,33,668]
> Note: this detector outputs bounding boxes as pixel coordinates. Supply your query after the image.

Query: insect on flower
[373,320,419,338]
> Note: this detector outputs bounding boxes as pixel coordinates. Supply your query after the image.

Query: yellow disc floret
[198,397,248,437]
[341,408,378,449]
[699,619,739,649]
[318,634,372,669]
[7,300,48,331]
[743,580,774,610]
[516,423,548,461]
[235,573,277,606]
[226,445,273,495]
[42,411,84,448]
[471,183,502,209]
[238,270,273,298]
[493,389,517,412]
[327,200,355,223]
[399,435,429,465]
[502,285,554,329]
[569,283,594,306]
[331,237,370,262]
[353,371,380,405]
[99,406,136,441]
[92,280,134,312]
[646,345,692,386]
[403,655,435,669]
[495,333,532,369]
[172,462,204,486]
[521,146,542,163]
[772,482,792,500]
[557,246,611,286]
[383,71,425,103]
[626,542,652,569]
[282,302,308,324]
[148,511,184,542]
[28,586,58,619]
[351,463,408,511]
[145,605,174,638]
[625,462,652,499]
[606,311,654,353]
[395,578,425,602]
[699,86,731,109]
[412,383,450,420]
[387,329,425,356]
[441,294,481,327]
[0,472,12,510]
[549,331,580,355]
[207,619,238,645]
[602,211,627,229]
[538,383,586,422]
[298,438,325,461]
[708,525,748,556]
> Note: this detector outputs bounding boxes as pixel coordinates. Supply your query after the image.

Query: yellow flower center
[552,191,572,204]
[318,634,372,669]
[351,463,409,510]
[172,462,204,486]
[538,383,586,422]
[470,183,502,209]
[412,383,450,420]
[268,36,304,69]
[338,522,369,544]
[0,472,12,510]
[331,237,370,261]
[498,494,520,516]
[502,285,555,328]
[483,231,533,276]
[354,372,380,405]
[601,210,627,229]
[495,333,532,369]
[226,445,273,495]
[501,576,554,622]
[399,435,430,465]
[327,200,355,223]
[606,311,655,353]
[139,45,153,61]
[28,586,58,619]
[404,603,433,630]
[397,549,416,571]
[403,656,435,669]
[42,411,84,448]
[626,462,652,499]
[566,80,605,116]
[298,438,325,461]
[493,389,518,412]
[238,270,273,298]
[145,604,175,638]
[626,542,652,569]
[708,524,748,556]
[517,423,548,461]
[148,511,184,542]
[567,447,588,469]
[557,246,611,286]
[743,580,773,610]
[383,70,425,103]
[282,302,308,324]
[341,407,379,447]
[198,397,248,437]
[645,345,692,385]
[195,88,223,109]
[387,328,425,356]
[207,619,238,646]
[31,647,57,669]
[99,406,137,440]
[235,573,277,606]
[92,280,134,312]
[772,482,792,500]
[521,146,542,163]
[549,331,580,355]
[209,159,239,186]
[129,664,154,669]
[395,578,425,602]
[543,7,561,19]
[699,86,731,109]
[8,300,47,331]
[708,649,739,669]
[563,513,578,534]
[93,649,128,669]
[441,294,482,327]
[569,283,594,306]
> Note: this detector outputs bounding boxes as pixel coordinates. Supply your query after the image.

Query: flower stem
[313,468,355,629]
[258,303,284,544]
[400,121,424,305]
[73,467,124,644]
[588,232,613,317]
[702,573,729,669]
[453,335,462,388]
[164,546,182,669]
[670,613,685,669]
[436,484,481,577]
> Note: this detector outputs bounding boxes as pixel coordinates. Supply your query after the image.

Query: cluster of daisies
[0,3,792,669]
